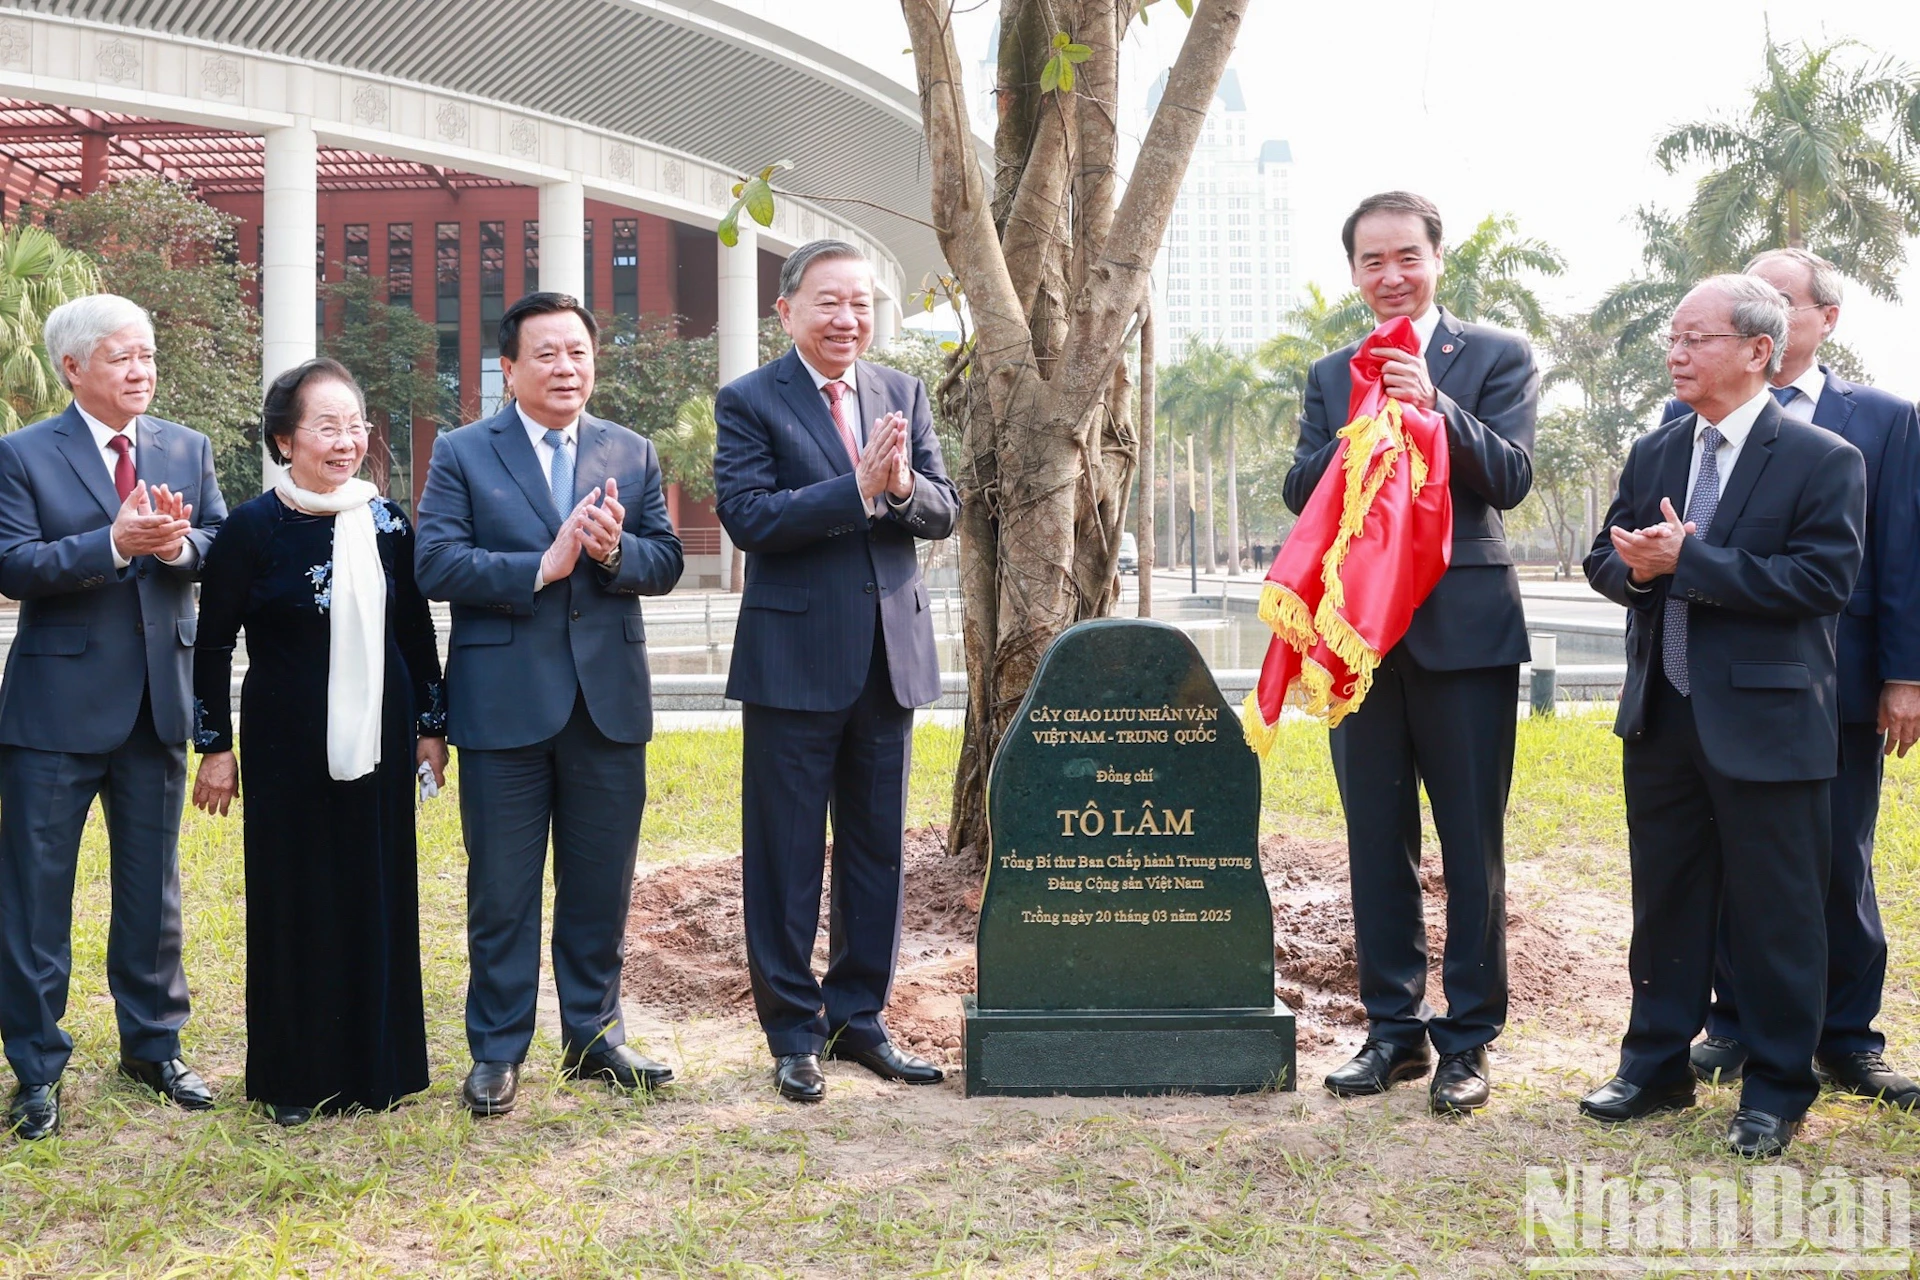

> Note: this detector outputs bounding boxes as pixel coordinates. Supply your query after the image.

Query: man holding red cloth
[1280,192,1539,1115]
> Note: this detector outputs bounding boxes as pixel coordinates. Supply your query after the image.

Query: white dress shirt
[1407,307,1442,356]
[1684,386,1770,511]
[78,404,195,570]
[1770,364,1826,423]
[518,401,581,591]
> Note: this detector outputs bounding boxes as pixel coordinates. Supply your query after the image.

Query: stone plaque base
[961,996,1296,1097]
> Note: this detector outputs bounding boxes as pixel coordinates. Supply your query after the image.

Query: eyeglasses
[1657,332,1752,351]
[299,424,371,443]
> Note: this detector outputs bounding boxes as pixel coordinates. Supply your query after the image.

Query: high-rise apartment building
[1150,69,1294,359]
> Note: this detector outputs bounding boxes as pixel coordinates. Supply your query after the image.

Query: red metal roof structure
[0,98,516,210]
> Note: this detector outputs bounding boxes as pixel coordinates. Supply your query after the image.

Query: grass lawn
[1,714,1916,1277]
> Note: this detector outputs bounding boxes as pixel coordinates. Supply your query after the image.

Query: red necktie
[822,381,861,469]
[107,434,136,501]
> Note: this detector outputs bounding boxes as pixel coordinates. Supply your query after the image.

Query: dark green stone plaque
[963,618,1295,1096]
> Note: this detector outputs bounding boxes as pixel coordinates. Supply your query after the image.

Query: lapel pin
[1440,343,1455,354]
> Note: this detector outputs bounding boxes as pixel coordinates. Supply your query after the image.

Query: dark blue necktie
[1661,425,1725,696]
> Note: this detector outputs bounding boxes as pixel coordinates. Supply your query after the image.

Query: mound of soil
[622,827,1583,1061]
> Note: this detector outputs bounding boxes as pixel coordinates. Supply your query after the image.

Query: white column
[538,178,586,300]
[260,120,318,489]
[872,292,899,353]
[716,220,760,591]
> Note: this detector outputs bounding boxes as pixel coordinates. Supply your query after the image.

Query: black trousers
[740,638,913,1058]
[0,691,190,1084]
[457,691,647,1063]
[1706,719,1887,1057]
[1327,649,1517,1056]
[1620,675,1829,1119]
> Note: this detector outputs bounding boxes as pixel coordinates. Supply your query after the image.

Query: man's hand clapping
[111,481,193,561]
[856,414,907,503]
[1610,496,1696,584]
[579,477,625,565]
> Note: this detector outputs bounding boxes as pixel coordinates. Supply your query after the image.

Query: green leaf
[1040,55,1061,93]
[1176,0,1193,13]
[743,177,775,227]
[1058,59,1075,93]
[757,159,794,182]
[731,181,745,198]
[1052,30,1071,49]
[717,202,742,248]
[1063,43,1092,62]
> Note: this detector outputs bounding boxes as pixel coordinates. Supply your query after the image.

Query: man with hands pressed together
[415,292,683,1117]
[0,294,226,1139]
[1285,192,1538,1117]
[1679,250,1920,1109]
[1581,275,1865,1158]
[714,240,958,1104]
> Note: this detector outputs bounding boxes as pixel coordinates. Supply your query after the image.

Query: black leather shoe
[774,1053,826,1103]
[1726,1108,1797,1158]
[118,1055,214,1110]
[1579,1076,1696,1122]
[825,1039,945,1085]
[269,1104,314,1128]
[1430,1048,1491,1116]
[561,1043,675,1092]
[1815,1052,1920,1110]
[7,1080,60,1141]
[462,1061,520,1116]
[1324,1038,1432,1098]
[1689,1035,1748,1084]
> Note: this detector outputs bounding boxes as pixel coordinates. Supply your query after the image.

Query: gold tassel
[1240,689,1280,757]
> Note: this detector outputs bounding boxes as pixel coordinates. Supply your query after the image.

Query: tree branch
[1058,0,1247,414]
[904,0,1036,411]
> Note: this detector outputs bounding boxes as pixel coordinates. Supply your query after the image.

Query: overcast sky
[755,1,1920,400]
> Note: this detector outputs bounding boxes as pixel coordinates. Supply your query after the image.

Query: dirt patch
[624,826,1587,1061]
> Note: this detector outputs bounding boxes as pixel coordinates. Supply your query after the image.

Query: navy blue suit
[1283,308,1537,1056]
[1587,397,1865,1120]
[714,348,957,1056]
[0,405,225,1084]
[415,406,683,1062]
[1666,374,1920,1056]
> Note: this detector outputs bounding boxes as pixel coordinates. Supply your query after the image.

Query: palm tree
[1,223,101,432]
[1157,340,1220,570]
[1435,214,1566,338]
[1655,35,1920,299]
[1592,206,1716,352]
[1255,283,1373,446]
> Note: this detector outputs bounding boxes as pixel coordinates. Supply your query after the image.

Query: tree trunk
[1166,431,1178,568]
[904,0,1247,860]
[1138,304,1155,617]
[1203,445,1217,572]
[1223,410,1240,575]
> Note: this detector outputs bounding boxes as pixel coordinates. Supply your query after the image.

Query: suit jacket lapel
[775,348,856,476]
[489,406,563,536]
[53,404,122,520]
[1658,414,1695,519]
[135,416,174,491]
[1425,309,1467,391]
[854,360,893,437]
[572,416,615,507]
[1812,368,1856,438]
[1705,399,1781,546]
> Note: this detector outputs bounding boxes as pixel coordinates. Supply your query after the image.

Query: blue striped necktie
[544,428,574,516]
[1661,425,1725,697]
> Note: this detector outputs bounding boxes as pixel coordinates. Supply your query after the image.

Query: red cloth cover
[1242,316,1452,752]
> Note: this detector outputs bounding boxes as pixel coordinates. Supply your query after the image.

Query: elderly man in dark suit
[1580,274,1865,1158]
[415,291,683,1117]
[713,240,958,1103]
[0,294,227,1139]
[1680,250,1920,1109]
[1284,192,1538,1116]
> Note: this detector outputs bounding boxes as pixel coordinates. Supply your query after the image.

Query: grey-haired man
[0,294,227,1138]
